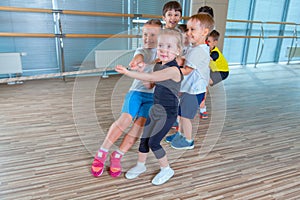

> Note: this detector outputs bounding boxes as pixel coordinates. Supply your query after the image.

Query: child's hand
[129,55,144,71]
[129,60,145,71]
[115,65,128,74]
[176,57,185,67]
[154,58,161,63]
[136,62,146,72]
[142,81,155,89]
[129,60,139,70]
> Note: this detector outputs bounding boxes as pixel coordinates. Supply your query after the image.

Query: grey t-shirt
[129,48,157,93]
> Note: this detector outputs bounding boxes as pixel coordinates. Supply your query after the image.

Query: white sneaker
[151,167,174,185]
[125,164,147,179]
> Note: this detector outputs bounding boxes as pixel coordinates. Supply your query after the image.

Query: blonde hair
[158,28,183,56]
[189,13,215,33]
[145,19,163,28]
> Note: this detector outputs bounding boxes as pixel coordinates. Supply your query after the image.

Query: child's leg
[119,117,147,153]
[209,78,214,86]
[199,91,208,119]
[125,152,148,179]
[210,71,229,86]
[119,91,153,151]
[91,113,132,177]
[149,117,176,185]
[171,116,194,150]
[125,115,154,180]
[170,93,198,150]
[179,116,193,140]
[109,117,146,177]
[101,113,133,150]
[152,155,174,185]
[138,152,148,163]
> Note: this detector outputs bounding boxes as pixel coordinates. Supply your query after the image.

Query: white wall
[190,0,229,51]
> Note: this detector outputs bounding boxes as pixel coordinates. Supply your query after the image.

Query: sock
[137,161,145,167]
[160,165,170,171]
[100,147,108,152]
[200,106,206,113]
[186,138,193,143]
[116,149,124,156]
[131,161,146,172]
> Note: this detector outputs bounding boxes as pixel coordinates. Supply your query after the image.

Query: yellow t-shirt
[209,46,229,72]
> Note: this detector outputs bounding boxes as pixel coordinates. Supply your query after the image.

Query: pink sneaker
[91,150,108,177]
[109,151,123,177]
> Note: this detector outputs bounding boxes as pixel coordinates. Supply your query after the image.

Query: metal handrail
[0,5,189,19]
[288,24,298,64]
[1,5,299,67]
[226,19,299,66]
[254,23,264,68]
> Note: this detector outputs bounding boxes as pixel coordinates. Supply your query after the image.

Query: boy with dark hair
[198,5,214,18]
[207,30,229,86]
[162,1,182,29]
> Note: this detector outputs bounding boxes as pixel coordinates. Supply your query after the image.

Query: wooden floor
[0,63,300,200]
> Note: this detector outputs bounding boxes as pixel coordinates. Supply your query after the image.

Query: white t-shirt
[129,48,156,93]
[180,44,210,94]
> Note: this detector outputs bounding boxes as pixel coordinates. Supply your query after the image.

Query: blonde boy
[165,13,214,149]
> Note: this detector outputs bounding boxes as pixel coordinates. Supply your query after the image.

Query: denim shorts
[121,91,153,119]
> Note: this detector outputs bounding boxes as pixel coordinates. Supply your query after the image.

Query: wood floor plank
[0,63,300,199]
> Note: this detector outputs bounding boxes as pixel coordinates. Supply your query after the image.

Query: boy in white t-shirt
[165,13,214,149]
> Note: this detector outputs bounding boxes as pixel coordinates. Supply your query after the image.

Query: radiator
[95,50,135,70]
[286,47,300,58]
[0,53,22,74]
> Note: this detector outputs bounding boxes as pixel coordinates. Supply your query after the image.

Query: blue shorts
[178,92,205,119]
[121,91,154,119]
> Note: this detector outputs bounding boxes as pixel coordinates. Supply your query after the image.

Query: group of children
[91,1,229,185]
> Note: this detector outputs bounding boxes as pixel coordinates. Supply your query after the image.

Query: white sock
[137,161,145,167]
[125,161,146,179]
[160,165,170,171]
[100,147,108,152]
[116,149,124,155]
[128,161,146,173]
[186,138,193,143]
[200,106,206,113]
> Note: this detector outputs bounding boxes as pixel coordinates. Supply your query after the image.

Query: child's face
[206,36,218,50]
[186,19,209,46]
[163,9,182,29]
[157,34,179,63]
[142,24,161,49]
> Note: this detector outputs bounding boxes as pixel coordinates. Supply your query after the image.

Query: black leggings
[139,108,177,159]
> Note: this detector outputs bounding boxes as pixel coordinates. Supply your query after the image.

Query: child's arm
[115,65,179,82]
[180,65,194,75]
[211,51,219,61]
